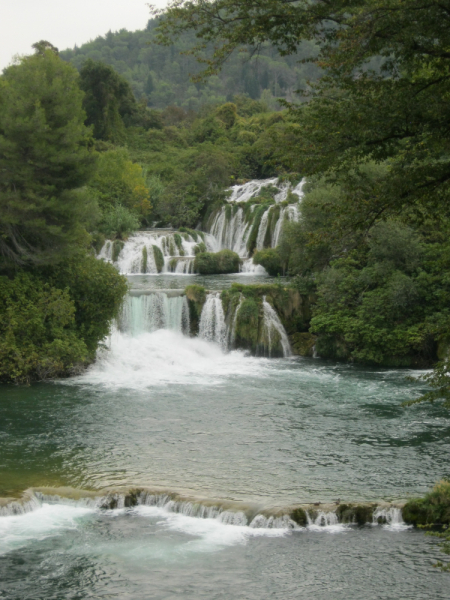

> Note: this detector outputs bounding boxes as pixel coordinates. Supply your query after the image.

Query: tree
[0,48,97,270]
[79,59,137,142]
[156,0,450,222]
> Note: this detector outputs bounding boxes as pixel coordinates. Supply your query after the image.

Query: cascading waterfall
[198,292,227,349]
[98,230,215,275]
[261,297,291,357]
[119,292,190,336]
[306,511,340,527]
[204,178,305,271]
[97,178,305,275]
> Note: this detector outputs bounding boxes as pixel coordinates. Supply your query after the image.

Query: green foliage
[234,298,260,351]
[0,255,127,383]
[0,272,87,383]
[152,245,164,273]
[99,205,140,240]
[403,480,450,571]
[194,249,241,274]
[112,240,124,262]
[193,242,207,255]
[61,19,320,110]
[0,50,96,269]
[45,254,127,355]
[89,147,152,227]
[253,248,283,276]
[79,59,137,142]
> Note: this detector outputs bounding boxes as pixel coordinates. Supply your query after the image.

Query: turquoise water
[1,274,449,598]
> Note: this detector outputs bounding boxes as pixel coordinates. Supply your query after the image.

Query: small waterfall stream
[261,297,291,357]
[198,292,227,349]
[119,292,190,336]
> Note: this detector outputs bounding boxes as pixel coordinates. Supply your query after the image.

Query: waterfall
[119,292,190,336]
[227,178,279,203]
[256,208,270,251]
[372,507,409,528]
[306,511,340,527]
[204,178,305,269]
[97,178,306,275]
[199,293,227,349]
[261,297,291,357]
[98,230,216,275]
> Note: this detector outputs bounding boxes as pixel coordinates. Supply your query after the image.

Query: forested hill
[60,18,320,110]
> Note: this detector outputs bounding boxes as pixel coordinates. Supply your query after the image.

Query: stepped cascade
[117,290,292,357]
[97,177,305,275]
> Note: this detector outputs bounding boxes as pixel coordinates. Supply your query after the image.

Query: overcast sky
[1,0,169,71]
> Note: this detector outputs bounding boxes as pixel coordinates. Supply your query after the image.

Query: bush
[45,254,128,355]
[403,480,450,526]
[193,242,207,255]
[194,250,241,274]
[0,272,87,383]
[152,245,165,273]
[253,248,283,276]
[99,204,140,239]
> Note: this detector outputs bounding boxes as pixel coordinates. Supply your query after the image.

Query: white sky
[0,0,169,71]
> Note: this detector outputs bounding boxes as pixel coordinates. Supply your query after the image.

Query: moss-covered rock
[112,240,124,262]
[142,246,148,273]
[194,250,242,274]
[152,245,164,273]
[193,242,207,255]
[185,284,207,335]
[290,507,307,527]
[246,205,267,253]
[315,334,351,361]
[173,233,185,256]
[235,298,261,353]
[336,503,375,525]
[290,332,316,357]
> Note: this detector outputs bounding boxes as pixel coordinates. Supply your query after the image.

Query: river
[1,273,450,598]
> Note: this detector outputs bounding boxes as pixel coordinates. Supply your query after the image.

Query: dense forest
[60,18,321,110]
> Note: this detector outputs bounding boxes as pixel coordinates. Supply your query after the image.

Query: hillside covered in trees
[60,17,320,110]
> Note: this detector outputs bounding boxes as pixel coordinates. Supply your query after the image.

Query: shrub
[193,242,207,255]
[99,204,140,239]
[0,272,87,383]
[253,248,283,276]
[194,250,241,274]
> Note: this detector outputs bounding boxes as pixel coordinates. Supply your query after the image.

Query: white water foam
[306,510,348,533]
[373,507,411,531]
[66,329,269,390]
[134,505,291,552]
[198,292,227,349]
[0,502,94,556]
[262,297,291,357]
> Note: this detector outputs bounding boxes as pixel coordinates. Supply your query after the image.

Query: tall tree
[79,59,137,142]
[156,0,450,221]
[0,47,97,270]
